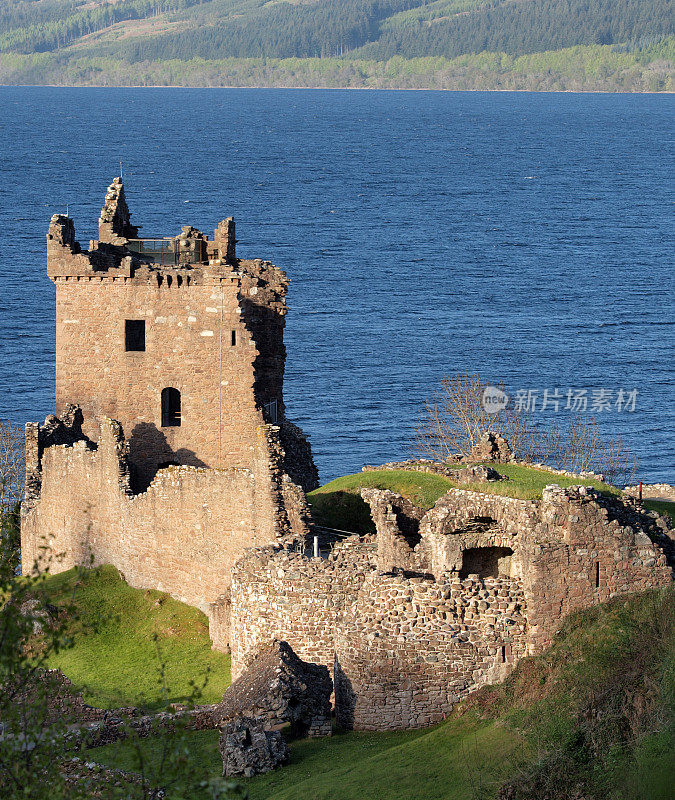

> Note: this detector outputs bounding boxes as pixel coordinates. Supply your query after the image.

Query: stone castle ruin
[21,178,317,633]
[229,485,672,729]
[22,179,673,735]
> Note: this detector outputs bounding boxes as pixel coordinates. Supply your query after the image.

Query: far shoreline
[1,83,673,95]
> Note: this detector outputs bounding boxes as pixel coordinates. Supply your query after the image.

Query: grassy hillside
[0,0,672,89]
[90,586,675,799]
[644,498,675,525]
[307,463,619,533]
[93,716,519,799]
[466,585,675,800]
[38,564,231,710]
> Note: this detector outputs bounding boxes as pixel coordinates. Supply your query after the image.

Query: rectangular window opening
[231,329,237,347]
[125,319,145,352]
[595,561,600,588]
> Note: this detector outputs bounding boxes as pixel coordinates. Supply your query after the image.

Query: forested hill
[0,0,673,90]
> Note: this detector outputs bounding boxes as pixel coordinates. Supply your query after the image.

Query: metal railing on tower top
[126,238,178,266]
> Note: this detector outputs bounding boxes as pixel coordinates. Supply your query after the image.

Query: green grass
[91,717,518,800]
[307,469,458,533]
[91,729,223,798]
[643,498,675,526]
[85,581,674,800]
[307,465,619,533]
[39,565,231,710]
[475,462,620,499]
[468,586,675,800]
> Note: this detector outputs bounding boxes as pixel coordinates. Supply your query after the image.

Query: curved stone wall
[334,572,527,730]
[229,539,376,680]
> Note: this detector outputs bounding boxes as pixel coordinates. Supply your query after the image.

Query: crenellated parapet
[46,178,273,291]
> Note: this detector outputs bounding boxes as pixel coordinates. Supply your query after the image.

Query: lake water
[0,87,673,483]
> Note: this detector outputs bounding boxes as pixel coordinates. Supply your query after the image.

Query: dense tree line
[0,0,672,61]
[111,0,421,61]
[0,0,208,54]
[358,0,675,59]
[1,40,672,91]
[95,0,674,62]
[0,1,81,31]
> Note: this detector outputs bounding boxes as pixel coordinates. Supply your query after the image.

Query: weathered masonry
[21,177,674,736]
[46,177,315,491]
[22,178,317,634]
[228,485,673,730]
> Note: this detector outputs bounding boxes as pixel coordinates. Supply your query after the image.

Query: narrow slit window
[595,561,600,588]
[501,646,507,663]
[161,387,181,427]
[125,320,145,352]
[231,330,237,346]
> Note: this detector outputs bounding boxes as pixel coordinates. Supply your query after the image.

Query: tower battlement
[48,177,239,279]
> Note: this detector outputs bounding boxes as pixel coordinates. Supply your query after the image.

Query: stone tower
[22,179,317,637]
[47,177,315,491]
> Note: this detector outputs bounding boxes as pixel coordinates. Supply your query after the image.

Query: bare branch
[412,373,637,485]
[0,420,25,512]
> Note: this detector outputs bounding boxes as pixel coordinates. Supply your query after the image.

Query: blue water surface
[0,88,673,482]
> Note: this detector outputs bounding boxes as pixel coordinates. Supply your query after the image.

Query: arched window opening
[161,387,181,427]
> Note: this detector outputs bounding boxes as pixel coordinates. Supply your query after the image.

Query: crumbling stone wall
[624,483,675,501]
[362,459,461,477]
[523,485,673,652]
[280,420,320,492]
[228,539,376,676]
[335,572,527,729]
[98,177,138,243]
[468,432,512,463]
[229,484,671,731]
[361,489,425,573]
[417,490,536,580]
[21,413,306,643]
[376,486,671,655]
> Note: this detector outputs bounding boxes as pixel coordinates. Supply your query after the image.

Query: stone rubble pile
[220,716,289,778]
[467,432,513,463]
[213,639,332,738]
[214,639,332,777]
[454,464,505,483]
